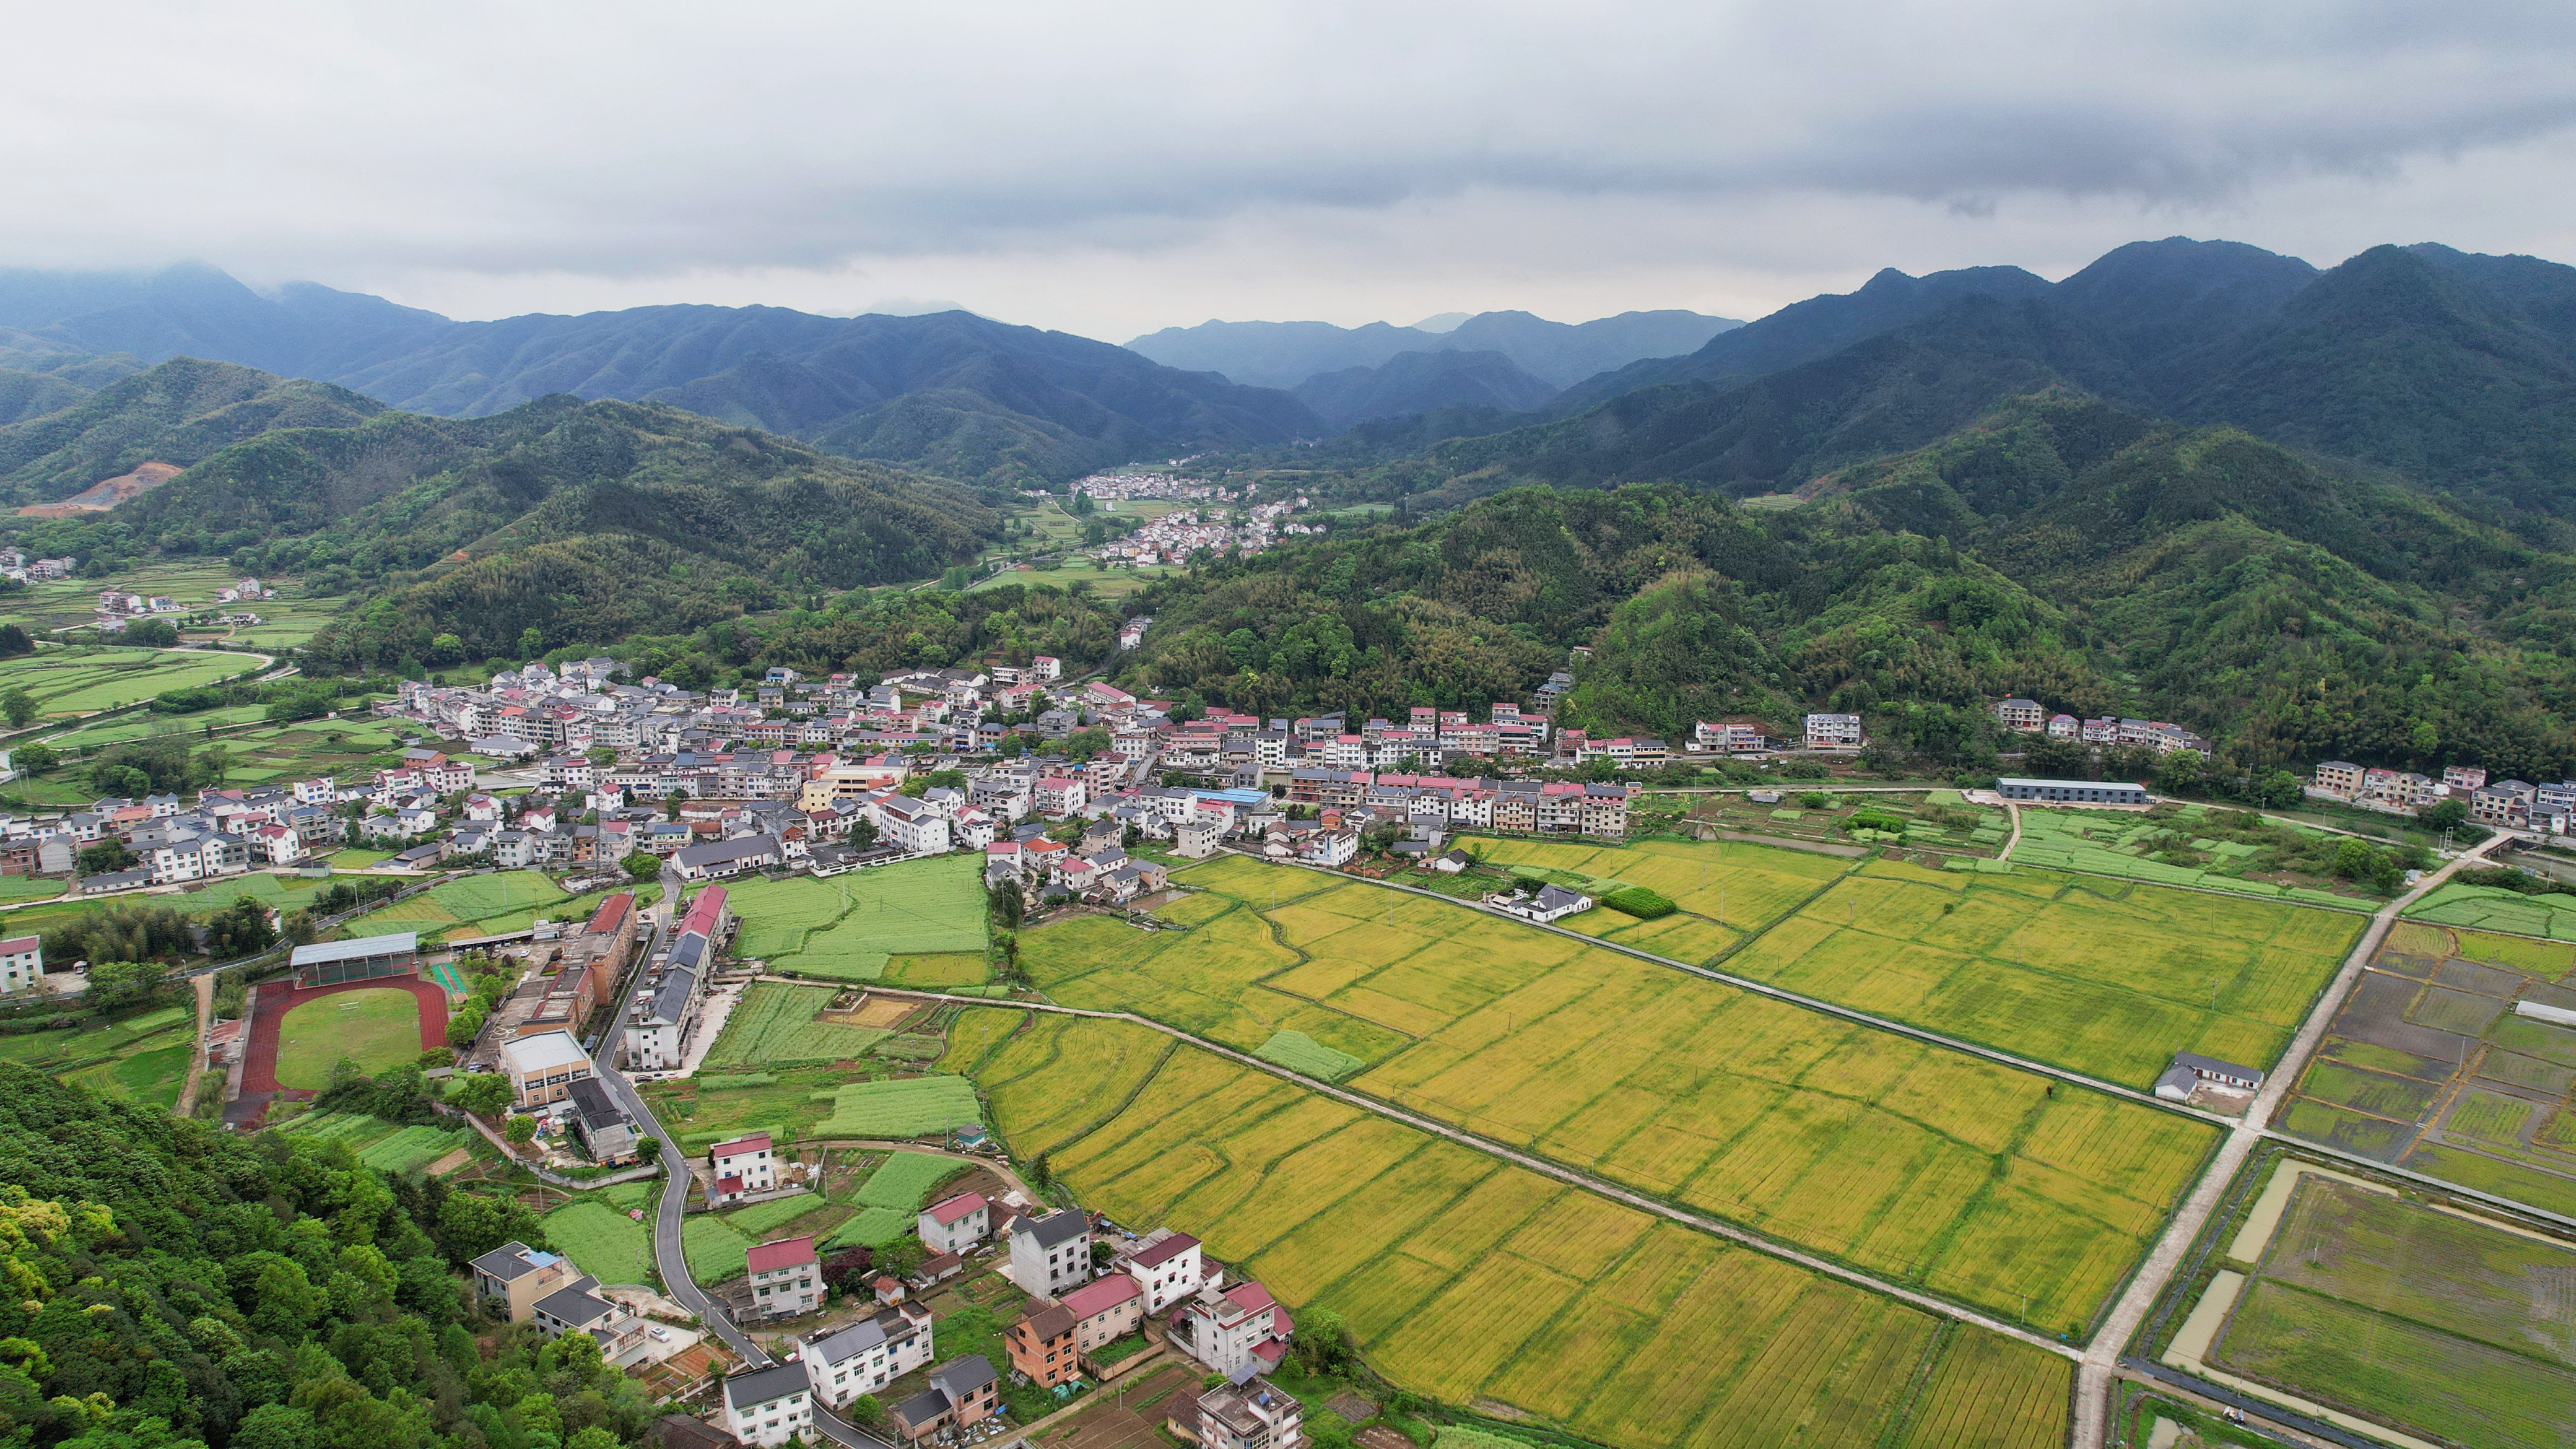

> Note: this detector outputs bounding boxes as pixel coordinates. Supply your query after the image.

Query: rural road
[590,871,897,1449]
[2065,832,2507,1449]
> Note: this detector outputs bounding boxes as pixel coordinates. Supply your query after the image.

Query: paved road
[591,869,894,1449]
[2066,833,2506,1449]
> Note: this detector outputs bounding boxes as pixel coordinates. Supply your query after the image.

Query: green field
[272,988,422,1089]
[363,869,568,943]
[970,1017,2073,1449]
[2006,806,2375,905]
[855,1151,965,1210]
[1463,835,1850,961]
[702,984,892,1069]
[879,952,990,988]
[726,856,986,980]
[684,1215,755,1283]
[723,1192,850,1240]
[273,1108,461,1171]
[0,645,266,718]
[546,1198,655,1286]
[0,564,347,646]
[2405,883,2576,941]
[1718,858,2362,1088]
[1025,855,2217,1336]
[811,1077,981,1139]
[824,1207,914,1249]
[2,1004,196,1110]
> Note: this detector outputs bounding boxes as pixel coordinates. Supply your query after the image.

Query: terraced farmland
[970,1017,2074,1449]
[1027,856,2217,1334]
[1721,859,2361,1088]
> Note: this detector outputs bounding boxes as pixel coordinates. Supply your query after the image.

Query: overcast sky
[9,1,2576,341]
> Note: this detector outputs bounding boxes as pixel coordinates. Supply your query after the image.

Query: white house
[746,1234,822,1318]
[1171,1279,1294,1378]
[918,1191,991,1255]
[709,1132,778,1203]
[721,1362,812,1448]
[1006,1209,1093,1297]
[806,1304,935,1408]
[1803,713,1863,749]
[0,936,41,996]
[1113,1229,1208,1315]
[1499,884,1593,925]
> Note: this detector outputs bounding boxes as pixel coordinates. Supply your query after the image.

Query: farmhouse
[469,1241,576,1322]
[674,834,784,881]
[806,1303,935,1406]
[1996,778,2151,807]
[721,1362,812,1449]
[745,1235,822,1318]
[1499,885,1593,924]
[0,936,40,995]
[918,1191,990,1254]
[708,1133,779,1205]
[887,1356,1000,1442]
[1170,1279,1294,1378]
[564,1077,640,1162]
[1113,1229,1208,1313]
[1995,697,2045,732]
[1005,1208,1093,1296]
[1803,713,1863,749]
[1191,1375,1305,1449]
[2154,1051,2268,1102]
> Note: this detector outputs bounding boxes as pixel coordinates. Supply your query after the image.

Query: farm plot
[0,646,261,718]
[2406,882,2576,942]
[0,1004,194,1107]
[2278,925,2576,1215]
[1455,835,1845,961]
[684,1216,755,1283]
[1024,865,2214,1332]
[854,1151,964,1210]
[810,1076,981,1139]
[963,1011,1170,1155]
[728,856,986,979]
[702,983,889,1069]
[1719,858,2360,1089]
[2007,806,2374,906]
[980,1020,2074,1449]
[723,1193,850,1240]
[360,1125,468,1173]
[546,1199,656,1286]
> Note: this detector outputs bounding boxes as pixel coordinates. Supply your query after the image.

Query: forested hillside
[0,360,996,669]
[0,1063,611,1449]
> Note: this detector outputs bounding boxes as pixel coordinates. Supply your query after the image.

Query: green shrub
[1602,886,1677,919]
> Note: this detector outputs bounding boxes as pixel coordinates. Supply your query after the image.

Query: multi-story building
[1803,713,1863,749]
[806,1304,935,1407]
[721,1363,812,1449]
[498,1030,594,1108]
[888,1357,999,1443]
[2312,760,2364,798]
[709,1131,780,1203]
[1995,698,2045,732]
[1005,1209,1092,1297]
[0,935,38,996]
[2445,765,2489,793]
[1113,1229,1207,1314]
[746,1235,822,1318]
[2472,780,2537,827]
[468,1241,577,1321]
[1190,1375,1305,1449]
[1170,1280,1294,1378]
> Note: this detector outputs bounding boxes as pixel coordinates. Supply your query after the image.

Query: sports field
[725,856,986,980]
[0,645,264,718]
[2278,921,2576,1216]
[1029,856,2217,1334]
[273,988,422,1088]
[1719,858,2361,1088]
[972,1017,2073,1449]
[701,983,890,1068]
[2210,1175,2576,1448]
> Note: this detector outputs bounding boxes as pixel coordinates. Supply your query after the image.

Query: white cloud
[5,0,2572,339]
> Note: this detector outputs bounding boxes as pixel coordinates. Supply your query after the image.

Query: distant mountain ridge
[1376,238,2576,523]
[1125,308,1743,389]
[1292,349,1559,431]
[0,264,1320,486]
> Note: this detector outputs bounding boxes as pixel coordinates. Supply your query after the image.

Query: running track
[239,976,450,1094]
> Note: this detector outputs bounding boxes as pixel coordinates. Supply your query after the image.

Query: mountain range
[1361,238,2576,525]
[1125,308,1743,389]
[0,264,1321,487]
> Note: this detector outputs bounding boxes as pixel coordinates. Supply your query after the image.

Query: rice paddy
[971,1019,2074,1449]
[0,645,265,718]
[725,856,986,980]
[1719,858,2361,1088]
[1022,856,2217,1335]
[2404,882,2576,941]
[701,983,890,1069]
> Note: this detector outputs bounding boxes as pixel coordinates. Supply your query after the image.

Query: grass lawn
[273,988,422,1089]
